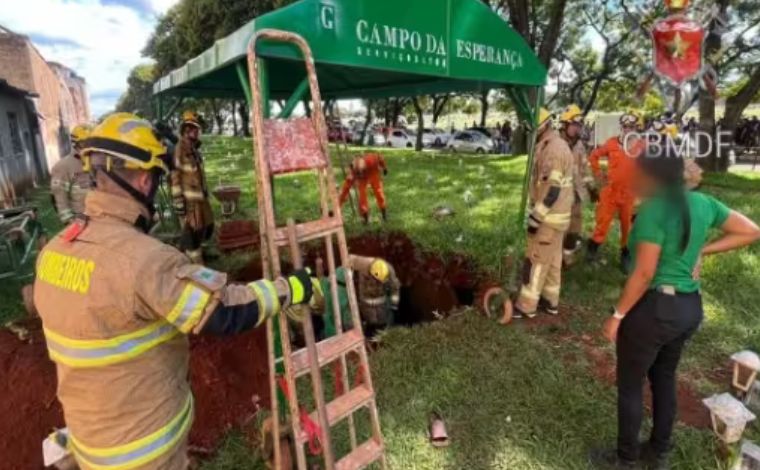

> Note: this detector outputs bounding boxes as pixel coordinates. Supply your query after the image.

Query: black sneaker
[512,306,536,320]
[589,448,640,469]
[640,442,670,470]
[538,298,559,316]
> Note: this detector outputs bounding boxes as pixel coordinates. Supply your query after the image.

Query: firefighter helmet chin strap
[100,170,161,233]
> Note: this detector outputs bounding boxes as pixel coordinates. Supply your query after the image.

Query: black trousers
[616,289,703,461]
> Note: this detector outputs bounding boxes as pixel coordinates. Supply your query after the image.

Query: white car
[387,129,415,148]
[447,131,494,154]
[355,130,387,146]
[421,128,451,147]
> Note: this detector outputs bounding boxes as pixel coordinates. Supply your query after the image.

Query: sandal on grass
[429,412,450,448]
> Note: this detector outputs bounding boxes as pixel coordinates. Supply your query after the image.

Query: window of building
[7,112,23,154]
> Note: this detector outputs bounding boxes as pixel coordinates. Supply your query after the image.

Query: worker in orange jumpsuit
[339,153,388,224]
[587,113,645,270]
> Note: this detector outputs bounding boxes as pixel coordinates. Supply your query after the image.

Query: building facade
[0,25,90,188]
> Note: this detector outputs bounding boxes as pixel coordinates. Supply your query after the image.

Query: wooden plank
[323,385,373,426]
[291,329,364,377]
[335,440,384,470]
[273,217,342,245]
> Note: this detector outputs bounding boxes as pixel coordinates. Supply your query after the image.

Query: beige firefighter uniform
[352,256,400,327]
[562,137,591,265]
[516,128,575,315]
[171,136,214,263]
[50,153,93,224]
[34,190,285,470]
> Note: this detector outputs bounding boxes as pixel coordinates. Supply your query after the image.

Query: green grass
[7,136,760,469]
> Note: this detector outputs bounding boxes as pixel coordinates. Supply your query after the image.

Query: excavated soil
[0,231,485,468]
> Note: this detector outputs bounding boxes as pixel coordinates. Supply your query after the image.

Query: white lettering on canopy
[356,19,446,56]
[456,39,523,70]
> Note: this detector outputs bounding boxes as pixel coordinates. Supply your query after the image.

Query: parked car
[447,131,494,154]
[328,126,353,143]
[355,129,387,146]
[421,128,451,147]
[466,126,493,138]
[387,129,415,148]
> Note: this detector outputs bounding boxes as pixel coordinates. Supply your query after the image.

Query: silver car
[447,131,494,154]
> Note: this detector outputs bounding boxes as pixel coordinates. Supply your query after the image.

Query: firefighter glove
[284,269,314,307]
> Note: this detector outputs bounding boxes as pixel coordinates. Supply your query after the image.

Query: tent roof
[152,0,547,101]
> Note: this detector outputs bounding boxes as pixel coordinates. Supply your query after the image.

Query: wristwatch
[611,307,625,320]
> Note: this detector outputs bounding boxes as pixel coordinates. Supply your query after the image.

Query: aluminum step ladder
[246,29,386,470]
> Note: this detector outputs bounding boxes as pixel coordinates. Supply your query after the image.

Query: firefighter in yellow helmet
[514,108,575,318]
[558,104,591,266]
[171,111,214,264]
[34,112,317,470]
[50,124,94,223]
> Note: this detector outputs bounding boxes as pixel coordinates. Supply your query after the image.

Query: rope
[276,375,324,456]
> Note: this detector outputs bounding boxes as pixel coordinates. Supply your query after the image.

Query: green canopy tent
[152,0,547,223]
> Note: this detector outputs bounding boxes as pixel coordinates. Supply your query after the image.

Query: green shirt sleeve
[706,194,731,229]
[633,200,666,246]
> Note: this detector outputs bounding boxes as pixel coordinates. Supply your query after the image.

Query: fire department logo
[651,16,704,85]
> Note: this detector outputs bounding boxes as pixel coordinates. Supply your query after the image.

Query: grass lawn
[6,136,760,469]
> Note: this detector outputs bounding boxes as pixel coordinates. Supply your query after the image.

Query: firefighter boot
[538,297,559,316]
[586,240,601,263]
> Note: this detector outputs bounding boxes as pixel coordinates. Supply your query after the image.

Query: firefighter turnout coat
[50,153,93,224]
[171,137,213,232]
[34,190,280,470]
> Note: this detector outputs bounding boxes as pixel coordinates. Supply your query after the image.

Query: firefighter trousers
[516,225,565,314]
[180,200,214,264]
[591,185,634,248]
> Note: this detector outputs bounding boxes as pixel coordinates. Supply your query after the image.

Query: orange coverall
[339,153,387,217]
[588,137,644,247]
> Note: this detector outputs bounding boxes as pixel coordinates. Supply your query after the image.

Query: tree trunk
[210,99,224,135]
[302,99,311,118]
[231,101,238,136]
[360,100,373,145]
[432,94,450,126]
[698,0,730,172]
[536,0,567,67]
[412,98,425,152]
[238,102,251,137]
[391,98,405,128]
[479,91,489,127]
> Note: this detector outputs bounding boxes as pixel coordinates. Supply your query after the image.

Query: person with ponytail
[592,142,760,470]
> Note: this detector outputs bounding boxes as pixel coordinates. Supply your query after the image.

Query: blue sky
[1,0,179,117]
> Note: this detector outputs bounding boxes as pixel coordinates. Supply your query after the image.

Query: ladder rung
[335,439,384,470]
[296,385,375,444]
[291,329,364,378]
[273,217,342,246]
[322,384,374,426]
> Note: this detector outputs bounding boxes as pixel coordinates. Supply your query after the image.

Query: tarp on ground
[152,0,547,101]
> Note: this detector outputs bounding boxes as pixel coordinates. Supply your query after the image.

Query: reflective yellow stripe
[288,276,305,305]
[71,394,193,470]
[171,185,183,197]
[166,284,211,333]
[249,280,280,326]
[44,321,181,368]
[183,190,204,201]
[544,213,571,225]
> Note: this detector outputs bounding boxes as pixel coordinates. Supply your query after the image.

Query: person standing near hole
[338,152,388,224]
[51,124,94,224]
[513,108,575,319]
[591,143,760,470]
[171,111,214,264]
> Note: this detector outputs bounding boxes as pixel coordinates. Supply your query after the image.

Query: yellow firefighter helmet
[70,124,92,143]
[81,113,168,173]
[559,104,583,123]
[665,0,689,10]
[181,110,201,130]
[619,113,639,128]
[537,108,553,128]
[369,259,390,283]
